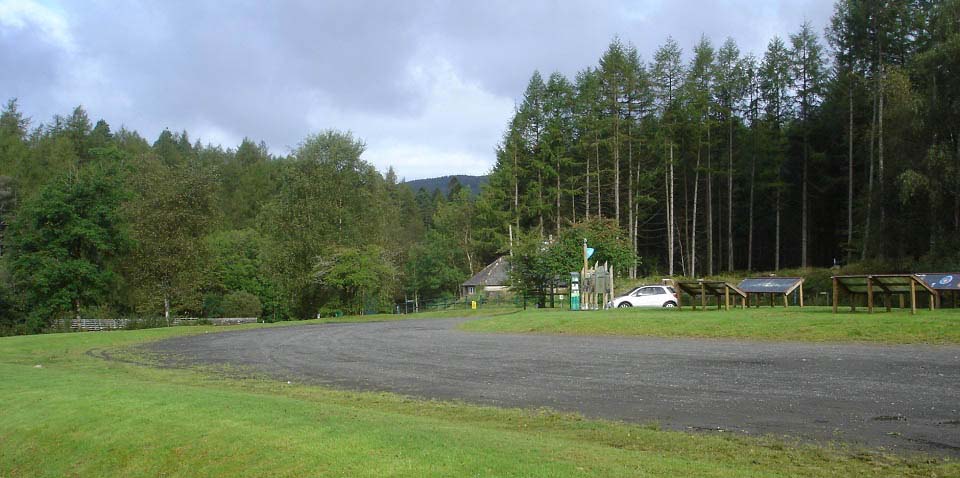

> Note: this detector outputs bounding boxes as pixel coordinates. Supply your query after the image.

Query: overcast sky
[1,0,834,180]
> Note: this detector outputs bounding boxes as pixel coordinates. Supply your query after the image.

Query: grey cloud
[1,0,834,178]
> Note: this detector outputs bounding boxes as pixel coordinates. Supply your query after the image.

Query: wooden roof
[674,280,747,298]
[832,274,936,294]
[738,277,804,295]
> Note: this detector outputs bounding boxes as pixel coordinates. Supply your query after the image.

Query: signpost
[570,272,580,311]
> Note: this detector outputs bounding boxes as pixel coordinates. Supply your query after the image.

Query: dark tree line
[483,0,960,278]
[0,102,460,333]
[1,0,959,334]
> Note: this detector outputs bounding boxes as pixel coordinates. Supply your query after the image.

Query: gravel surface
[147,318,960,455]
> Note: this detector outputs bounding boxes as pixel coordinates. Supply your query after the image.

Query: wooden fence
[58,317,258,331]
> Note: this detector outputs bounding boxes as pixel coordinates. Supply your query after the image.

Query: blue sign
[918,273,960,290]
[586,247,595,259]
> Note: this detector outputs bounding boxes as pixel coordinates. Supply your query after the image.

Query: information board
[738,277,803,294]
[917,274,960,290]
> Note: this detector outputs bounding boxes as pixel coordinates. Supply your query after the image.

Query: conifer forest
[1,1,959,332]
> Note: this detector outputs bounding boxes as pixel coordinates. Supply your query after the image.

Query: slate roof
[463,256,511,287]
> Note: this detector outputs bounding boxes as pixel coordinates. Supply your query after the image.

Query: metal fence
[396,293,570,314]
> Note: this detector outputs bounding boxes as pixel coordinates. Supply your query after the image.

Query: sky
[0,0,834,180]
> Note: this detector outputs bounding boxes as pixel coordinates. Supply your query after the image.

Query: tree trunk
[585,143,591,220]
[628,125,635,279]
[862,81,877,261]
[465,238,475,275]
[775,189,781,271]
[727,116,734,272]
[614,107,620,225]
[878,64,885,256]
[633,164,640,279]
[683,161,690,273]
[538,169,544,237]
[847,80,854,263]
[596,135,602,218]
[513,148,520,231]
[667,142,675,276]
[692,146,701,278]
[748,150,755,271]
[164,296,171,321]
[801,133,809,269]
[706,118,713,276]
[556,151,561,237]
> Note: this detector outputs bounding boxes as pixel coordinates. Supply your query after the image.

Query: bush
[202,293,224,318]
[220,291,262,318]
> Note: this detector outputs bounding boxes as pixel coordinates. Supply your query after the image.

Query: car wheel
[663,301,677,308]
[617,302,632,308]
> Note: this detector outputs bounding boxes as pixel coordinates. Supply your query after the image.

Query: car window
[638,287,657,296]
[667,286,676,294]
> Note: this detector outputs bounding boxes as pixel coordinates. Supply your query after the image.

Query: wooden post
[783,294,789,308]
[867,277,874,313]
[884,293,891,312]
[910,280,917,315]
[799,283,804,308]
[700,282,706,310]
[899,294,904,309]
[930,292,935,311]
[832,278,838,314]
[609,264,614,310]
[677,283,683,309]
[724,286,730,311]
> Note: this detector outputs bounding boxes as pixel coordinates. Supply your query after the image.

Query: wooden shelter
[831,274,937,315]
[738,277,805,308]
[915,273,960,308]
[674,280,746,310]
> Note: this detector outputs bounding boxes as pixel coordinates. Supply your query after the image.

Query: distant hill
[403,175,488,197]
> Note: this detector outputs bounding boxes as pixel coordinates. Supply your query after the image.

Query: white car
[610,285,678,308]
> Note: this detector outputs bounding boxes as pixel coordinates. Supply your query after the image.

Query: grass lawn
[459,306,960,344]
[0,313,957,477]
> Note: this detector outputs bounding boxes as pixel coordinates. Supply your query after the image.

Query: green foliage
[315,245,397,315]
[7,165,130,326]
[404,235,467,299]
[259,130,400,318]
[555,218,635,273]
[511,218,634,306]
[205,229,281,319]
[125,158,218,317]
[220,291,263,318]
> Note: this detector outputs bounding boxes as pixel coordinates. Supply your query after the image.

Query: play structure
[738,277,805,308]
[673,280,746,310]
[831,274,937,314]
[575,261,614,310]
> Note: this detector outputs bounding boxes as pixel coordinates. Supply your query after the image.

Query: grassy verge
[0,316,956,477]
[459,306,960,344]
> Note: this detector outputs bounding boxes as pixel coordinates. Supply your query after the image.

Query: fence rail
[56,317,258,331]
